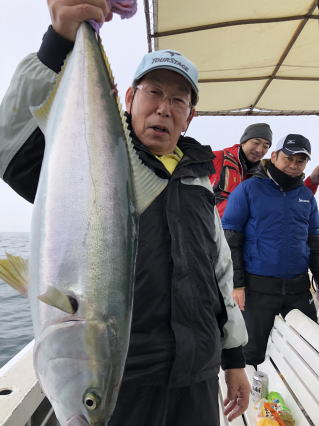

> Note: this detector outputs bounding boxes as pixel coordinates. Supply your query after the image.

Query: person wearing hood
[222,134,319,366]
[211,123,319,217]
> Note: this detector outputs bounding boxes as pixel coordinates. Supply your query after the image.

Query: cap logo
[166,51,182,57]
[286,140,295,144]
[152,57,189,73]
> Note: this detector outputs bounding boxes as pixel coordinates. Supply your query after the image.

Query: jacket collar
[124,112,215,177]
[256,159,305,190]
[225,144,260,176]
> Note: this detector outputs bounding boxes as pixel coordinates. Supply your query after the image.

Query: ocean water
[0,232,33,368]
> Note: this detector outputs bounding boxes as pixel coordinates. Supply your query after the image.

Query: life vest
[210,144,244,217]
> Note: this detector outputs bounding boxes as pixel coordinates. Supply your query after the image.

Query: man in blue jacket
[222,134,319,366]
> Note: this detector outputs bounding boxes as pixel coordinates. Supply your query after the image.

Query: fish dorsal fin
[0,253,28,295]
[96,32,168,214]
[38,286,77,314]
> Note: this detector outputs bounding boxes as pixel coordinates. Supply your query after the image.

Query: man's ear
[270,151,277,163]
[125,87,134,112]
[183,108,196,132]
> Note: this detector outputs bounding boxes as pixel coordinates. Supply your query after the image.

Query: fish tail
[0,254,28,295]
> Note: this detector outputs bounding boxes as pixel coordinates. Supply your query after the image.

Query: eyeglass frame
[134,83,193,113]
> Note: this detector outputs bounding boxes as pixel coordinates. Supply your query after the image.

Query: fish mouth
[66,415,91,426]
[41,316,86,330]
[66,416,105,426]
[66,415,104,426]
[59,317,86,324]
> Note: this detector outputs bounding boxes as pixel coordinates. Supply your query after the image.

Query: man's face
[125,69,195,155]
[271,151,308,177]
[241,138,270,162]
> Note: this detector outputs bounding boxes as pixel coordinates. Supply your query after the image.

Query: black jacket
[127,130,227,386]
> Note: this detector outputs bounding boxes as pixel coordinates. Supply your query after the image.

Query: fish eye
[68,296,78,313]
[83,390,100,411]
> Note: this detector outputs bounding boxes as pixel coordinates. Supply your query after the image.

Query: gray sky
[0,1,318,232]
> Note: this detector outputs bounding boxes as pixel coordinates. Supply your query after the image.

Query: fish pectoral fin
[38,286,77,314]
[0,253,28,295]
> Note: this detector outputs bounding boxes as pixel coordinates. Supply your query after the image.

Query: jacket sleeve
[0,26,73,202]
[221,182,250,232]
[304,175,318,195]
[308,235,319,284]
[209,149,224,188]
[223,229,245,288]
[221,183,250,285]
[209,150,225,217]
[308,196,319,283]
[212,206,248,369]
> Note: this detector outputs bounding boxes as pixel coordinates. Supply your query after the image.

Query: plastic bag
[256,392,295,426]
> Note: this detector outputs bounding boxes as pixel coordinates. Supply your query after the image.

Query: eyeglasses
[135,84,192,113]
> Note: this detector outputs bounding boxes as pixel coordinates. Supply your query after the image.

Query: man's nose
[156,97,171,115]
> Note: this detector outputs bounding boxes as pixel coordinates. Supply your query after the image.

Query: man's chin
[141,137,175,155]
[248,156,261,163]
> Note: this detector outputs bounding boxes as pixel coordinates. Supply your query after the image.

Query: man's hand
[310,166,319,185]
[223,368,251,421]
[232,288,245,311]
[47,0,113,41]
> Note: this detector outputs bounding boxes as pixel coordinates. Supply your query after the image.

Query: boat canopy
[144,0,319,116]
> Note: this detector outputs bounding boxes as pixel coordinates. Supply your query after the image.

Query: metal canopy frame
[144,0,319,116]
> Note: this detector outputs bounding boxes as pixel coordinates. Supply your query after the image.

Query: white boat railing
[0,340,58,426]
[1,291,317,426]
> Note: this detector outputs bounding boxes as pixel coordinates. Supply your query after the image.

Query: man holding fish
[0,0,250,425]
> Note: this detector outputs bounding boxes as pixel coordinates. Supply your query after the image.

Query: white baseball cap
[133,49,199,104]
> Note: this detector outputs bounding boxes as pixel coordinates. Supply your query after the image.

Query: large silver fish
[0,22,166,425]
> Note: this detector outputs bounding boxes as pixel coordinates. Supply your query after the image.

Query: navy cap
[275,134,311,160]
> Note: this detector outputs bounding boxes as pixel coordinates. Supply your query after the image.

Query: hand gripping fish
[0,22,167,425]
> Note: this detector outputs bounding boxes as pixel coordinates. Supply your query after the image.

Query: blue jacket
[222,166,319,279]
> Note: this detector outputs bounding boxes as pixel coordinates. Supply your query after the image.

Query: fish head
[33,317,125,425]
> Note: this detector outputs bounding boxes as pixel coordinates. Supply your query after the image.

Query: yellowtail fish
[0,22,166,425]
